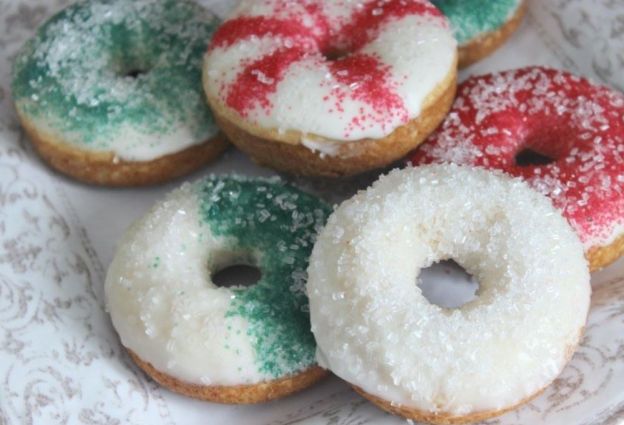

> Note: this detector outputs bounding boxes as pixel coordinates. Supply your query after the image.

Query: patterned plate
[0,0,623,424]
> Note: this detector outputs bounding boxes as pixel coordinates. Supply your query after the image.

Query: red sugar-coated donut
[410,67,624,271]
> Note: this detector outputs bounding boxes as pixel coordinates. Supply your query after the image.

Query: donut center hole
[212,264,262,288]
[115,59,152,79]
[515,148,555,167]
[123,69,148,79]
[323,48,349,61]
[418,260,479,309]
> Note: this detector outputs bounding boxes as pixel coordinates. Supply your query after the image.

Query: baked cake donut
[105,176,330,403]
[203,0,457,177]
[432,0,527,68]
[308,165,590,424]
[12,0,227,186]
[411,67,624,271]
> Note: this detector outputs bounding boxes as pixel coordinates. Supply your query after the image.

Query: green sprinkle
[196,176,330,379]
[432,0,521,44]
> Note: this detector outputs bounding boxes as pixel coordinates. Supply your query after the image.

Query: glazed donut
[105,176,330,403]
[410,67,624,271]
[308,165,590,424]
[431,0,527,68]
[203,0,457,177]
[12,0,227,186]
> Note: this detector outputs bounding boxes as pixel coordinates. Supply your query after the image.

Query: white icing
[105,183,269,385]
[20,108,211,162]
[301,136,341,158]
[203,0,456,142]
[307,165,590,415]
[14,0,219,162]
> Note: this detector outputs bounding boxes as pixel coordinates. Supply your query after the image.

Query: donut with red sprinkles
[410,67,624,271]
[203,0,457,177]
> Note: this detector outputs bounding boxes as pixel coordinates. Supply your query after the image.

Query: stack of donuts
[12,0,624,423]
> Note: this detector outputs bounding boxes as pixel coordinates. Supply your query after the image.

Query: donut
[105,176,330,403]
[307,165,591,424]
[12,0,227,186]
[432,0,527,68]
[410,67,624,271]
[202,0,457,177]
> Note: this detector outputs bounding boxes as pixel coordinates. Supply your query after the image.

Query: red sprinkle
[209,1,443,124]
[328,54,408,134]
[210,17,318,51]
[225,47,308,116]
[341,0,442,51]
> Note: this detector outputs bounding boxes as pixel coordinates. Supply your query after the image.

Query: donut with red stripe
[410,67,624,271]
[203,0,457,177]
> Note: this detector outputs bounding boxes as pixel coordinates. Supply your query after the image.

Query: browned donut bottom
[205,59,457,178]
[587,232,624,272]
[353,385,545,425]
[127,349,328,404]
[17,110,229,187]
[349,326,586,425]
[458,0,528,69]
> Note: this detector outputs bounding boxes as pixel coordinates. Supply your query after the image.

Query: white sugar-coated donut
[307,165,590,423]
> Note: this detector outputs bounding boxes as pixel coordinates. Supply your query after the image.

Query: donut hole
[212,264,262,288]
[514,124,576,167]
[417,260,479,309]
[115,59,152,80]
[209,249,262,288]
[515,148,555,167]
[123,68,148,79]
[323,49,349,61]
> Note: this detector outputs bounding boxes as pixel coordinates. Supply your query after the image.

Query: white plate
[1,1,623,424]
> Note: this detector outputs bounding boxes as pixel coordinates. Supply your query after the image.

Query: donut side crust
[458,0,528,68]
[17,110,229,187]
[204,57,457,177]
[351,326,586,425]
[127,349,328,404]
[587,232,624,272]
[353,385,544,425]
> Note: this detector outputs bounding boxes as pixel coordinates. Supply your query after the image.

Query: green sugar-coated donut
[432,0,523,45]
[12,0,222,165]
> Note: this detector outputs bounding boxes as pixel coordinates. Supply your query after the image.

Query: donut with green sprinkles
[105,175,331,403]
[432,0,527,67]
[11,0,227,186]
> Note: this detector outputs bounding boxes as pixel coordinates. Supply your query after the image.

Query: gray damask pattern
[0,0,623,424]
[530,0,624,91]
[0,1,174,423]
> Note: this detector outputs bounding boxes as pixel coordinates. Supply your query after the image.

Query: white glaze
[105,183,268,386]
[308,165,590,415]
[20,112,212,162]
[203,0,456,142]
[13,0,220,162]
